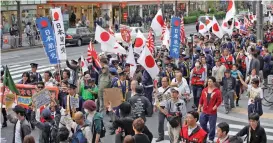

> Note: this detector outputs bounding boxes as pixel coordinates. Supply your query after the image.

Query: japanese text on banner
[51,7,67,61]
[170,17,181,59]
[36,17,58,64]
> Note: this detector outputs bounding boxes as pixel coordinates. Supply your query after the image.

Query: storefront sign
[123,12,128,20]
[36,17,58,64]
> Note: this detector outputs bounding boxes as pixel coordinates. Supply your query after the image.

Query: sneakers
[225,110,229,114]
[2,122,7,128]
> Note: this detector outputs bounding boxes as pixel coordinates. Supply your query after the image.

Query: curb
[1,45,42,53]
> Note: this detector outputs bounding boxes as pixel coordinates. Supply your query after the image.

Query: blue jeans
[192,85,203,107]
[199,113,217,141]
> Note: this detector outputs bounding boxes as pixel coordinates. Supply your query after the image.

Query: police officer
[204,48,214,68]
[179,54,190,84]
[114,71,130,99]
[161,63,175,84]
[142,70,154,104]
[29,63,42,84]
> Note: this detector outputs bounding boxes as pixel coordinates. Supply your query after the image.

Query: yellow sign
[5,94,15,108]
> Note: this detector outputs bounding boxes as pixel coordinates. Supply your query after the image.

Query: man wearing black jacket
[128,85,152,122]
[107,102,153,143]
[220,70,236,114]
[236,113,267,143]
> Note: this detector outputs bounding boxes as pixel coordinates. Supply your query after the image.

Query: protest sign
[15,84,59,108]
[70,96,79,109]
[170,17,181,59]
[103,88,123,108]
[33,89,51,108]
[5,94,15,108]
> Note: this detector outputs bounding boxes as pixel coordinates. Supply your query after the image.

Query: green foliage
[209,8,216,14]
[184,16,197,24]
[214,11,226,19]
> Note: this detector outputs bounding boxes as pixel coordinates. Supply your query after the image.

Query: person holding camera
[165,87,187,143]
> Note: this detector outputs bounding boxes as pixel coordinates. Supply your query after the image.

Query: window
[66,28,77,34]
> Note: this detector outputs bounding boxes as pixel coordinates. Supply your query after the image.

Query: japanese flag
[269,12,273,24]
[198,21,208,35]
[151,9,164,36]
[134,30,146,54]
[162,26,170,50]
[95,25,116,47]
[226,0,236,20]
[211,16,224,39]
[80,56,88,73]
[221,17,234,36]
[205,16,213,29]
[234,17,241,29]
[137,46,159,79]
[126,45,137,78]
[101,42,127,55]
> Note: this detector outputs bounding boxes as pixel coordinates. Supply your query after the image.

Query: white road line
[11,67,53,80]
[151,138,169,143]
[9,65,48,75]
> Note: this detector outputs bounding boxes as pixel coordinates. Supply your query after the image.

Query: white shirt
[188,125,197,136]
[15,121,22,143]
[247,85,263,105]
[171,77,190,95]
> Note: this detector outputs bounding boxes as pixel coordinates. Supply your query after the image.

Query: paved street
[2,22,273,142]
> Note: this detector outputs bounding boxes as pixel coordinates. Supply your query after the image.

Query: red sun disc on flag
[145,55,155,68]
[54,12,59,21]
[227,0,233,11]
[174,20,180,27]
[40,20,48,28]
[157,15,164,27]
[100,32,110,42]
[235,22,239,26]
[199,24,205,30]
[81,61,84,67]
[205,19,210,25]
[134,38,143,48]
[213,23,219,32]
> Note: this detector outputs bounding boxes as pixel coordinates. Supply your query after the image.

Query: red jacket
[40,106,54,123]
[180,125,207,143]
[199,87,222,115]
[220,55,234,70]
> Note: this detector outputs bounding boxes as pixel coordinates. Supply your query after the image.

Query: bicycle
[261,75,273,107]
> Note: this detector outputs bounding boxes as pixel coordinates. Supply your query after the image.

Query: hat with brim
[68,82,77,89]
[30,63,38,68]
[171,87,179,93]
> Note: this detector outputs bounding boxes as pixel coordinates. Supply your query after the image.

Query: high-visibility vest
[182,61,190,79]
[220,55,233,70]
[191,67,205,86]
[117,80,129,99]
[165,71,174,84]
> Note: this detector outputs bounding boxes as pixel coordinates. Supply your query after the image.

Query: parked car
[65,27,95,46]
[115,27,146,45]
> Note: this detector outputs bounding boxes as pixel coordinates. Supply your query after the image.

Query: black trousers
[2,108,7,123]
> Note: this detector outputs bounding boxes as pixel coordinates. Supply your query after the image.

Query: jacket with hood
[98,65,111,96]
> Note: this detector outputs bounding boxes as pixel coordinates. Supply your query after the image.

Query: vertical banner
[51,7,67,61]
[36,17,58,64]
[170,17,181,59]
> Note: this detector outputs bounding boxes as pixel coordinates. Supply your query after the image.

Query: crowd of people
[1,16,273,143]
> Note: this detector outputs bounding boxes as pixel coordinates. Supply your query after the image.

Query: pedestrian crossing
[2,64,55,83]
[151,122,273,143]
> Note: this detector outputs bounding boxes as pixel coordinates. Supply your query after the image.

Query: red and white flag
[101,42,127,55]
[108,26,115,37]
[161,20,166,41]
[162,25,170,50]
[244,16,251,29]
[134,30,146,54]
[211,16,224,39]
[146,29,154,53]
[205,16,213,29]
[198,21,208,35]
[180,16,186,45]
[95,25,116,47]
[137,46,159,79]
[226,0,236,20]
[151,9,164,36]
[234,17,241,29]
[221,17,234,36]
[126,44,137,78]
[87,42,102,69]
[80,56,88,73]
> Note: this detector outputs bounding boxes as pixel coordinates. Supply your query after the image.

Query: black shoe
[2,122,7,128]
[156,138,164,142]
[236,103,239,107]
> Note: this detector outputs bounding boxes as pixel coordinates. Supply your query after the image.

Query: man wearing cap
[63,83,83,118]
[178,54,190,83]
[160,64,175,84]
[180,111,207,143]
[29,63,42,83]
[142,70,154,104]
[7,105,31,143]
[79,77,98,101]
[97,65,111,112]
[114,71,130,99]
[165,87,187,143]
[109,67,118,87]
[66,59,80,85]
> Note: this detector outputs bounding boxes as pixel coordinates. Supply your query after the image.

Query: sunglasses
[37,86,44,89]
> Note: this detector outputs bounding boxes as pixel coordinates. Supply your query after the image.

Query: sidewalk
[1,34,42,53]
[218,89,273,127]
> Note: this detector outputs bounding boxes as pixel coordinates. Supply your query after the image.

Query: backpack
[92,114,106,139]
[71,125,88,143]
[47,121,58,143]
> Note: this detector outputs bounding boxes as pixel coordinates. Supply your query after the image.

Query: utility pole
[16,1,22,46]
[256,1,263,41]
[252,1,256,15]
[175,0,178,16]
